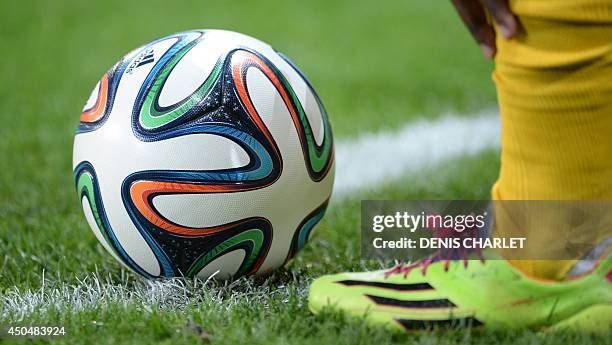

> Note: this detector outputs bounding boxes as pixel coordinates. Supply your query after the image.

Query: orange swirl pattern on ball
[129,180,265,236]
[80,73,109,123]
[231,50,307,152]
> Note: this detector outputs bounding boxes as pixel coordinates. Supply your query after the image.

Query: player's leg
[491,0,612,280]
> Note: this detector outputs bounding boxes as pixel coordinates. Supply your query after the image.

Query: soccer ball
[73,30,334,279]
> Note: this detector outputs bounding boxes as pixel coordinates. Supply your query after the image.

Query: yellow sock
[491,0,612,280]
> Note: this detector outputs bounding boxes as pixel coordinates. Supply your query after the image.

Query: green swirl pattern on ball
[185,228,265,278]
[280,72,332,174]
[77,172,118,256]
[138,43,224,130]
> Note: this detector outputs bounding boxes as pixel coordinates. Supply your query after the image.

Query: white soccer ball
[73,30,334,279]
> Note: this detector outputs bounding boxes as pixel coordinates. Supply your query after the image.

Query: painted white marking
[333,112,500,198]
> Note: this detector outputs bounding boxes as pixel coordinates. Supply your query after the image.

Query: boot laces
[384,222,486,279]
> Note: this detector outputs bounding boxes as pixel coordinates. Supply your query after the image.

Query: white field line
[333,111,500,198]
[1,112,500,320]
[2,272,311,320]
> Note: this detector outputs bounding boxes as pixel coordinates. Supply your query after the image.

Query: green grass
[1,0,606,344]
